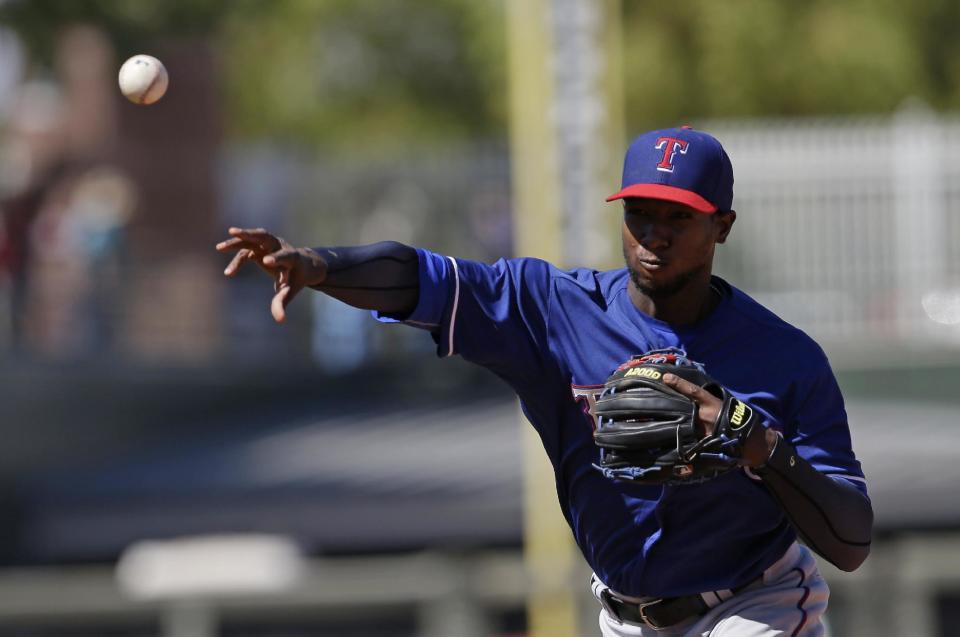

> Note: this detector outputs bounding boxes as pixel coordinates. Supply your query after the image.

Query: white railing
[708,106,960,362]
[0,537,957,637]
[8,112,960,368]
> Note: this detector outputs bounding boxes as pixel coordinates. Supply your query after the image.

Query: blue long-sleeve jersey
[378,249,867,598]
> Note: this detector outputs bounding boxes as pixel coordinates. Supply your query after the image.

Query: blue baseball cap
[606,126,734,213]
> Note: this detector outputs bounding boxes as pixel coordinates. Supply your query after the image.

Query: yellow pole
[599,0,627,269]
[506,0,563,263]
[506,2,575,636]
[506,1,623,636]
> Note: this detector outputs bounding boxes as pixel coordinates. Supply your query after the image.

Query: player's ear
[714,210,736,244]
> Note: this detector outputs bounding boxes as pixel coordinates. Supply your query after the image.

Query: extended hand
[216,227,328,323]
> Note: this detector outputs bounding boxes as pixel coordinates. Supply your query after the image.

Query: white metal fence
[709,107,960,362]
[7,110,960,369]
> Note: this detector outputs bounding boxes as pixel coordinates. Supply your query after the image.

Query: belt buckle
[637,598,669,631]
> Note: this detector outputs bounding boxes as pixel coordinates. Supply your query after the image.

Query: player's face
[621,198,734,299]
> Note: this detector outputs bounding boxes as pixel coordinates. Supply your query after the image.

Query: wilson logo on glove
[729,399,752,430]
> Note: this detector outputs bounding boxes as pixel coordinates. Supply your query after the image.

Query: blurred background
[0,0,959,635]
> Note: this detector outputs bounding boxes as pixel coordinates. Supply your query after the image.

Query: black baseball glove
[592,348,760,485]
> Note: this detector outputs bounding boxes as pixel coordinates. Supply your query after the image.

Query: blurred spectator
[70,167,136,349]
[0,23,135,359]
[0,160,67,350]
[24,165,135,357]
[0,77,67,351]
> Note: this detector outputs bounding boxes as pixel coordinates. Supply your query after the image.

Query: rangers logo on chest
[571,384,604,429]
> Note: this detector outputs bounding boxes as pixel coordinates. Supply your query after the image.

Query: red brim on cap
[605,184,717,213]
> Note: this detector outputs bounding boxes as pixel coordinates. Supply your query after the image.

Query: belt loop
[712,589,735,605]
[598,588,623,624]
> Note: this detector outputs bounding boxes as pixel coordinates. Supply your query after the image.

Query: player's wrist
[741,424,779,468]
[302,247,329,287]
[761,428,780,464]
[750,429,784,473]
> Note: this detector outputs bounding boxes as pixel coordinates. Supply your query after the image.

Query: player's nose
[637,222,671,250]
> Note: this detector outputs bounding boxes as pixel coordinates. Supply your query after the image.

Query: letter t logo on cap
[655,137,689,173]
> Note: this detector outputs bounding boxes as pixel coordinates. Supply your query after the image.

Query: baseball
[118,54,168,105]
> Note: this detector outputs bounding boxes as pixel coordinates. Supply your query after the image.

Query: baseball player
[217,127,873,636]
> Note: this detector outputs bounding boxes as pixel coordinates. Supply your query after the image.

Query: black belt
[598,577,761,631]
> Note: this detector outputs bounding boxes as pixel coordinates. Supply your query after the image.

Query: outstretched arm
[662,373,873,572]
[216,227,419,322]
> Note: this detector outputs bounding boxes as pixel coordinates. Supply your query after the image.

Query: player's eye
[670,211,693,221]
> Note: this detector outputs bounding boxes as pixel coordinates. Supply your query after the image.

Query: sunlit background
[1,1,959,636]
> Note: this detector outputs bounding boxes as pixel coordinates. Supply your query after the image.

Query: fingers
[218,227,304,323]
[271,286,288,323]
[224,227,282,252]
[223,248,254,276]
[221,245,294,278]
[215,236,246,252]
[663,373,721,435]
[218,229,299,282]
[215,231,280,258]
[261,247,299,269]
[270,284,301,323]
[229,226,269,238]
[273,267,290,293]
[264,250,299,294]
[662,373,705,399]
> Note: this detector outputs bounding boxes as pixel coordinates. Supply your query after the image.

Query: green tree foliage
[0,0,254,62]
[219,0,505,151]
[3,0,960,147]
[0,0,505,151]
[621,0,960,127]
